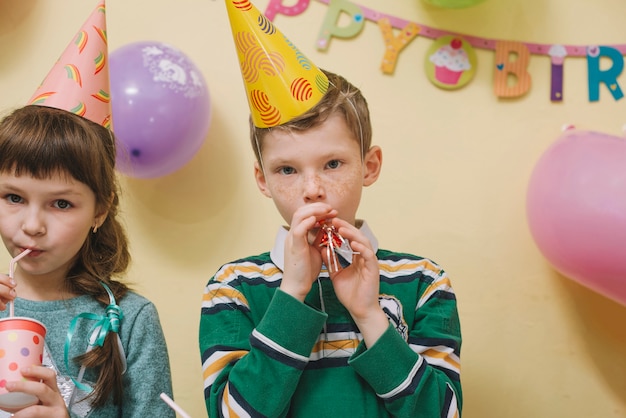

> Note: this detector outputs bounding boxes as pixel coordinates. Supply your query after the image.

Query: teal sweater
[200,224,462,417]
[0,291,175,418]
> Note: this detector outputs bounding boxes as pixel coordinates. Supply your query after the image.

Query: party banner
[264,0,626,102]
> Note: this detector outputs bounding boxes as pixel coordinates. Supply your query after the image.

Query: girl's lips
[20,248,42,257]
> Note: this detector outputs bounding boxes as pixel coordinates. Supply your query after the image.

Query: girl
[0,105,175,418]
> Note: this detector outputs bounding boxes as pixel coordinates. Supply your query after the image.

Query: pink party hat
[28,1,112,129]
[225,0,329,128]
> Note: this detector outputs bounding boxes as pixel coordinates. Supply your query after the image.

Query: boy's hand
[6,365,69,418]
[0,273,17,311]
[322,218,389,347]
[280,203,337,302]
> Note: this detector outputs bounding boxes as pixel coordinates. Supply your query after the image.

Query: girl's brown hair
[0,105,130,406]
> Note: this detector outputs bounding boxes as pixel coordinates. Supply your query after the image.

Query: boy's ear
[363,145,382,187]
[254,161,272,198]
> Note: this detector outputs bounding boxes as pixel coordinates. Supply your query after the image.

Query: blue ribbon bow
[64,281,124,393]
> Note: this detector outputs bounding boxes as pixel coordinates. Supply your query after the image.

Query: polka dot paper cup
[0,317,46,413]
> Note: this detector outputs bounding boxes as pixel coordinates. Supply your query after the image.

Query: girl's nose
[21,209,46,236]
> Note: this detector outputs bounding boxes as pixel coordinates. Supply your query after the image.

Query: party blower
[0,249,48,413]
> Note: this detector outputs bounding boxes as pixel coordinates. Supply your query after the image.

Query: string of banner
[264,0,626,102]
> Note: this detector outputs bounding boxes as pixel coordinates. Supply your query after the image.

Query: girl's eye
[6,194,23,204]
[279,166,295,175]
[326,160,342,169]
[54,200,72,210]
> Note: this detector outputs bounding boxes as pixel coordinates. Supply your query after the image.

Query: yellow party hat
[225,0,329,128]
[28,1,112,129]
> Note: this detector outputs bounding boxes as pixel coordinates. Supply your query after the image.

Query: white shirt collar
[269,220,378,271]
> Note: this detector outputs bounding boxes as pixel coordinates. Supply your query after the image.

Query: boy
[199,1,462,416]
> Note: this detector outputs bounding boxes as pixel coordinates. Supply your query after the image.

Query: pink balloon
[110,41,211,178]
[527,129,626,305]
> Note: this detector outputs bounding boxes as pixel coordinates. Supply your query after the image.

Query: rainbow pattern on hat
[225,0,329,128]
[64,64,82,87]
[27,1,112,129]
[29,92,55,105]
[93,25,107,44]
[91,89,110,103]
[70,102,87,117]
[94,52,106,74]
[102,115,112,130]
[75,31,88,53]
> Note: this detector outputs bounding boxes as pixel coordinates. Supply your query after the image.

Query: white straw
[8,249,31,317]
[160,393,192,418]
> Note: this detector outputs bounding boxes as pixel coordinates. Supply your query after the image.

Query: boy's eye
[326,160,341,169]
[279,166,295,175]
[6,194,23,204]
[54,200,72,209]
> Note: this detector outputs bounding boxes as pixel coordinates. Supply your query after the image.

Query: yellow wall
[2,0,626,417]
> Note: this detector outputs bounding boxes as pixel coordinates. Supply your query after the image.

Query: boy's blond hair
[249,69,372,164]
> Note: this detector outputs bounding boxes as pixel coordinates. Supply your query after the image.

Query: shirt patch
[379,294,408,341]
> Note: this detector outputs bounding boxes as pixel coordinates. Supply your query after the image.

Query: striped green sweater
[200,223,462,417]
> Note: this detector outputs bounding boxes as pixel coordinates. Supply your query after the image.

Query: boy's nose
[303,174,325,202]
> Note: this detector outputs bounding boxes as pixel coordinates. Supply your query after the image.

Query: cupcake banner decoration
[264,0,626,103]
[28,1,112,128]
[426,36,476,90]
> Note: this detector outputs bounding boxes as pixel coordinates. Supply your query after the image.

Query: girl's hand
[7,365,69,418]
[0,273,16,311]
[280,203,337,301]
[322,218,389,347]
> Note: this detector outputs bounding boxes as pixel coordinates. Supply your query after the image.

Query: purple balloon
[109,41,211,178]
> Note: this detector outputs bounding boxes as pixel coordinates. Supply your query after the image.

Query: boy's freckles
[259,116,365,225]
